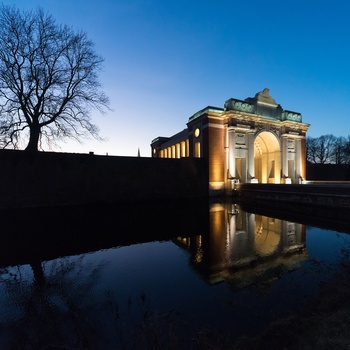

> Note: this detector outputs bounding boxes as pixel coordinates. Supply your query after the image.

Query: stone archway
[254,131,281,184]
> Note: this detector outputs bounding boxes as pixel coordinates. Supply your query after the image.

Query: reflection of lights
[287,223,296,245]
[229,205,239,215]
[195,236,203,263]
[176,237,191,248]
[255,230,281,256]
[173,205,307,287]
[255,224,263,238]
[254,217,281,256]
[210,203,225,212]
[209,181,225,190]
[195,248,204,263]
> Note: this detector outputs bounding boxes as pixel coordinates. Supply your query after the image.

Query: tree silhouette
[307,134,350,164]
[0,5,110,151]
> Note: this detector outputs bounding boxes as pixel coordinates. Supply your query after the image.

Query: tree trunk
[30,260,45,287]
[25,125,40,152]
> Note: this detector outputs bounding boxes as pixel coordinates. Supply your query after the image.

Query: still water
[0,200,350,349]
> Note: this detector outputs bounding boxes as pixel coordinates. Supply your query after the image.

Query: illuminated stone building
[151,88,310,194]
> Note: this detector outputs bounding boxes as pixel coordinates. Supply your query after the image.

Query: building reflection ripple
[174,202,307,289]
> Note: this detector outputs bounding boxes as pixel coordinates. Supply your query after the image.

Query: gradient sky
[4,0,350,156]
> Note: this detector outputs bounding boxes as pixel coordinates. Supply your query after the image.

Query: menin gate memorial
[151,88,310,194]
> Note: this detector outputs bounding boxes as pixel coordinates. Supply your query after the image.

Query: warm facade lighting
[150,88,310,193]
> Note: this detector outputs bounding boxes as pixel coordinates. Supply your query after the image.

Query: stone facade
[151,89,310,194]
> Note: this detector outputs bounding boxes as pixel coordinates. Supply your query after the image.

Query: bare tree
[306,136,318,164]
[318,135,336,164]
[342,136,350,164]
[306,134,336,164]
[331,136,349,164]
[0,5,110,151]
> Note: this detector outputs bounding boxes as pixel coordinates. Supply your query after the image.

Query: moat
[1,199,350,349]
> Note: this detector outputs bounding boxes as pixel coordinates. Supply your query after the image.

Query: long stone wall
[235,183,350,208]
[0,150,208,208]
[233,183,350,228]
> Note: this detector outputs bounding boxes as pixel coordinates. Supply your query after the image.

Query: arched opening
[254,131,281,184]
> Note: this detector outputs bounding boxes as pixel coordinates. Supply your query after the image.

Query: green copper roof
[188,106,224,122]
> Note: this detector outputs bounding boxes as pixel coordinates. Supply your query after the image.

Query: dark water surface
[0,199,349,349]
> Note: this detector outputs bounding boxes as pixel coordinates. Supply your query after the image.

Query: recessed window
[194,128,200,138]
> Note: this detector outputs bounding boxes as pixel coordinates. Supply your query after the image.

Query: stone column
[281,135,288,179]
[247,131,256,182]
[228,128,236,179]
[295,137,302,181]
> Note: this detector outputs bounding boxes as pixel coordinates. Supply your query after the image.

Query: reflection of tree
[105,291,182,350]
[0,255,103,349]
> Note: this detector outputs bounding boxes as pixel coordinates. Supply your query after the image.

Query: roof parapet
[188,106,224,122]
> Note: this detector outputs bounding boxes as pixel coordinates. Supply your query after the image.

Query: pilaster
[228,128,236,179]
[247,131,255,181]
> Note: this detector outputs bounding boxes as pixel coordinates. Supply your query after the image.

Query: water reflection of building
[174,202,307,289]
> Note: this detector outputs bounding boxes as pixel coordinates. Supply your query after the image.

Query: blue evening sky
[4,0,350,156]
